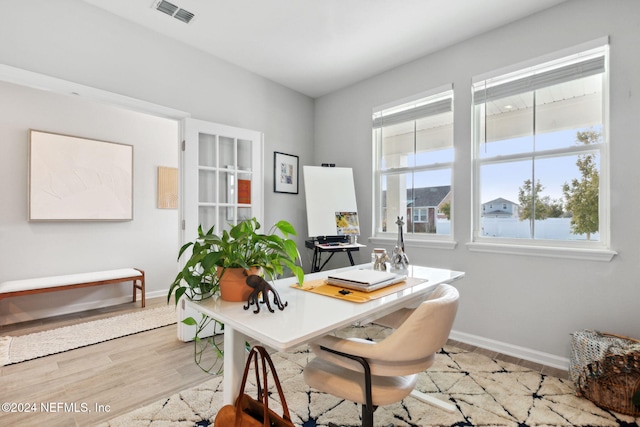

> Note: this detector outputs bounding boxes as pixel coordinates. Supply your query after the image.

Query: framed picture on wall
[28,130,134,221]
[274,151,299,194]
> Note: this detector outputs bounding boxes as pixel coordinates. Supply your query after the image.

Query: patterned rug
[99,324,640,427]
[0,305,176,366]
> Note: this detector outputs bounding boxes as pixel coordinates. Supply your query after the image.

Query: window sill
[466,242,617,262]
[369,236,457,250]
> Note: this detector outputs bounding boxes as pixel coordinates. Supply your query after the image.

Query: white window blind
[373,99,452,128]
[473,55,605,104]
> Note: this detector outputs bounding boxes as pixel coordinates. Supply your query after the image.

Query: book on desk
[326,269,407,292]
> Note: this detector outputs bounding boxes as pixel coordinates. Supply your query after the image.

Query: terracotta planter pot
[218,267,261,302]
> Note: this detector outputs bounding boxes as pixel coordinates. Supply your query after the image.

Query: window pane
[479,74,602,157]
[380,121,415,170]
[535,152,600,241]
[414,111,454,165]
[480,160,531,212]
[534,74,603,152]
[219,136,234,168]
[408,170,452,235]
[479,137,601,241]
[381,169,451,235]
[480,92,534,158]
[380,173,405,233]
[374,89,454,240]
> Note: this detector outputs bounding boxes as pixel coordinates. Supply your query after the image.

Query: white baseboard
[449,330,569,371]
[146,289,169,300]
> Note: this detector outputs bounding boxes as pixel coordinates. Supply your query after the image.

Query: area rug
[99,323,640,427]
[0,305,176,366]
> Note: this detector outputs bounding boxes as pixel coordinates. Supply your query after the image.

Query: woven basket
[570,330,640,416]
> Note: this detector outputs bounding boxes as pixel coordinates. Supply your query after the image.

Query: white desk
[183,263,464,404]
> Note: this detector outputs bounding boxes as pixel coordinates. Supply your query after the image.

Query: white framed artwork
[28,130,133,221]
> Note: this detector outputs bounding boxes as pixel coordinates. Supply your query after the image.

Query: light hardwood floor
[0,297,568,427]
[0,297,218,427]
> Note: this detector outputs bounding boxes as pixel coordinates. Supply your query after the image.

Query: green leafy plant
[168,217,304,305]
[182,314,225,374]
[167,217,304,373]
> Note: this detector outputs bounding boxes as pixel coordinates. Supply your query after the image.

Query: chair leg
[362,403,374,427]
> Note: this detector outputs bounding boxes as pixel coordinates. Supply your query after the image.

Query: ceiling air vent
[156,0,178,16]
[154,0,195,24]
[174,8,195,24]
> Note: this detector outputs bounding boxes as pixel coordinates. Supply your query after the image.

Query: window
[472,44,609,248]
[373,86,453,239]
[413,208,427,223]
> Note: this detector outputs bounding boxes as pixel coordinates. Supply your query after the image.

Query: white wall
[0,0,314,323]
[314,0,640,363]
[0,81,180,324]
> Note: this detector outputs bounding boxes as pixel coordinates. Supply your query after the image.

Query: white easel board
[303,166,358,238]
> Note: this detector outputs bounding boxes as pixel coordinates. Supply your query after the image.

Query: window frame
[468,38,615,261]
[371,84,456,248]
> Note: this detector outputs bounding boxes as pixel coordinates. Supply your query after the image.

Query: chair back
[370,284,459,367]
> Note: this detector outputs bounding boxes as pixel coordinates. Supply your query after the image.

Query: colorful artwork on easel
[335,212,360,235]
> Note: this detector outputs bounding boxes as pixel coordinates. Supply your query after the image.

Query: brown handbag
[214,345,295,427]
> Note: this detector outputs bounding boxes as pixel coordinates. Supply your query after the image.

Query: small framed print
[157,166,178,209]
[274,151,299,194]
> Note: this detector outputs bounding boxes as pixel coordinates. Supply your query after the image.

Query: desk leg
[223,326,248,404]
[347,251,355,266]
[312,248,320,272]
[318,252,335,271]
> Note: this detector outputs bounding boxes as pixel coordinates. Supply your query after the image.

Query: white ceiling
[81,0,566,98]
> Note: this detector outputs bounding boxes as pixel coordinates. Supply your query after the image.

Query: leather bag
[214,345,295,427]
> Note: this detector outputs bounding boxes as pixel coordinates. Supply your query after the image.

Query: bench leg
[132,278,145,307]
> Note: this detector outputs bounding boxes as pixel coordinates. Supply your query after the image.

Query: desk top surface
[185,263,464,352]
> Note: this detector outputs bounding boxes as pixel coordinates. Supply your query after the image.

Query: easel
[303,166,362,272]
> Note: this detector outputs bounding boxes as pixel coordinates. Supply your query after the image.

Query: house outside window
[472,42,609,248]
[373,86,453,240]
[482,198,520,219]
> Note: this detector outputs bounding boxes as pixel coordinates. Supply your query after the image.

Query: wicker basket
[570,330,640,417]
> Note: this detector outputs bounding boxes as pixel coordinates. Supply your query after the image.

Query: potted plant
[167,218,305,373]
[168,217,304,305]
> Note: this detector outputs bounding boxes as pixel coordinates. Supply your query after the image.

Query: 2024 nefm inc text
[2,401,111,413]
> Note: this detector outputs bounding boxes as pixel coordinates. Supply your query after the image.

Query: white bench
[0,268,145,307]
